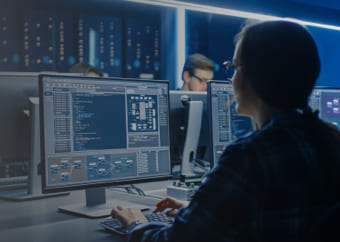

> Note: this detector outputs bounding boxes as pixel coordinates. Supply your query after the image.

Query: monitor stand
[0,97,69,201]
[58,187,150,218]
[181,100,203,178]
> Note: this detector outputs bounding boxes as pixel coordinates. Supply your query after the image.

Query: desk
[0,181,172,242]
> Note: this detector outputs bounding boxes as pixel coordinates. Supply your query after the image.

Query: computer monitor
[169,91,209,174]
[0,72,39,199]
[207,80,254,167]
[0,72,38,174]
[309,87,340,130]
[40,74,172,217]
[0,72,74,200]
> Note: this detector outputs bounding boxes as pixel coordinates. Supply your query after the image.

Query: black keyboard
[100,212,174,236]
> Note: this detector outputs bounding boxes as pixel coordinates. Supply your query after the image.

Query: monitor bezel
[39,74,172,194]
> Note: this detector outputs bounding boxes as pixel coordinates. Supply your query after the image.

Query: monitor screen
[309,87,340,130]
[208,81,254,167]
[169,91,209,168]
[40,75,172,194]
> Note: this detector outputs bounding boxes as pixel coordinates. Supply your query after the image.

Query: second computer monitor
[169,91,209,168]
[309,87,340,130]
[0,72,39,172]
[208,81,254,167]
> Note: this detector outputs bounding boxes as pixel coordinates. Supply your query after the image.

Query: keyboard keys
[100,212,174,236]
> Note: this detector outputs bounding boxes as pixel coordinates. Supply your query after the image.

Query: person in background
[180,53,215,91]
[111,20,340,242]
[71,63,103,77]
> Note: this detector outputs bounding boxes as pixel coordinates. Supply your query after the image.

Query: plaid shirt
[129,109,340,242]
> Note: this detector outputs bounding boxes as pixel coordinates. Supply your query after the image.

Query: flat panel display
[40,75,171,193]
[309,87,340,130]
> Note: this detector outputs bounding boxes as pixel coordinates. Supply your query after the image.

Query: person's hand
[111,206,147,228]
[152,197,189,217]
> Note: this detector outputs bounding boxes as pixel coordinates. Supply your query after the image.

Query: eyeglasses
[222,61,241,78]
[191,73,208,84]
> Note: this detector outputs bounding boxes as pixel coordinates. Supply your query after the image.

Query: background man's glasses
[191,73,207,84]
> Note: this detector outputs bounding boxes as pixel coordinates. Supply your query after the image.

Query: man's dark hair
[236,20,320,109]
[71,63,103,77]
[182,53,215,77]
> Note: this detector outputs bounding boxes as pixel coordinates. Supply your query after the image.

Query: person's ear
[182,71,191,84]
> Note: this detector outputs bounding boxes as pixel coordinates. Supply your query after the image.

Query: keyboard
[100,212,174,236]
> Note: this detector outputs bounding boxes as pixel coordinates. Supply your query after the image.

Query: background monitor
[0,72,80,200]
[40,74,172,217]
[309,87,340,130]
[207,81,254,167]
[0,72,81,182]
[0,72,39,184]
[169,91,209,170]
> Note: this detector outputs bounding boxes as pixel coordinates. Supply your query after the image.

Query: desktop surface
[0,186,168,242]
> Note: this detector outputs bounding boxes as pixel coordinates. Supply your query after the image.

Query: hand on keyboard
[101,200,180,236]
[153,197,189,217]
[111,206,147,228]
[100,212,174,236]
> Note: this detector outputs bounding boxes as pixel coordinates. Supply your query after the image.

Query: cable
[130,184,145,196]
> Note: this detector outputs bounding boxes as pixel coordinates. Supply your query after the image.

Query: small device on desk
[39,74,172,218]
[167,181,199,201]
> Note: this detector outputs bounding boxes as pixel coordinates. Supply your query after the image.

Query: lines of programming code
[54,118,70,140]
[53,88,71,153]
[217,95,231,142]
[158,95,170,146]
[53,89,70,115]
[72,92,127,151]
[158,95,168,127]
[138,151,157,175]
